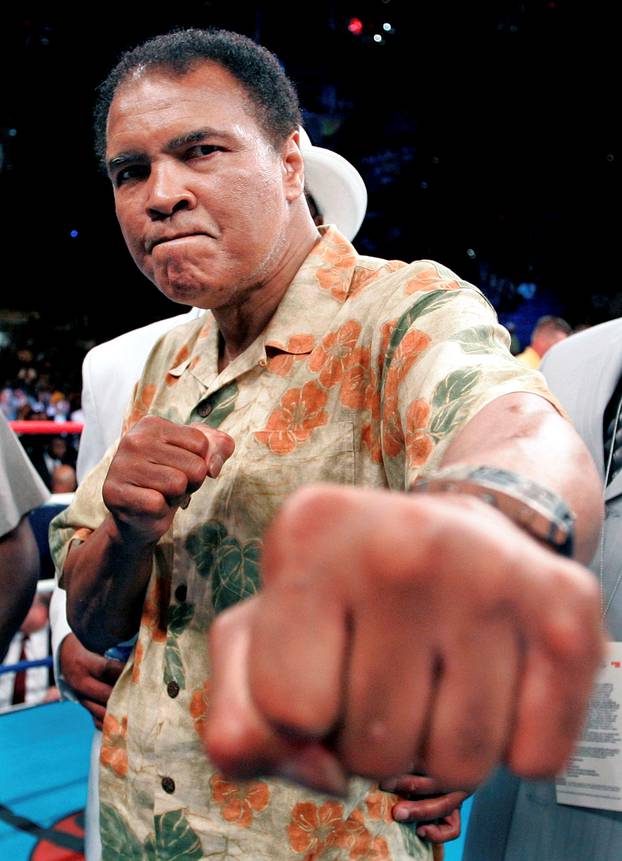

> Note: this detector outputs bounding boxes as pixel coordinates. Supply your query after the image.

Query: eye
[185,144,223,160]
[114,164,149,188]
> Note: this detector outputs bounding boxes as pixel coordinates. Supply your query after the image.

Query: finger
[392,791,466,822]
[78,698,107,725]
[423,617,519,789]
[206,597,347,795]
[136,416,210,459]
[98,658,125,685]
[416,808,461,843]
[339,591,435,778]
[380,774,443,795]
[74,673,116,706]
[248,579,347,738]
[514,566,603,776]
[190,425,235,477]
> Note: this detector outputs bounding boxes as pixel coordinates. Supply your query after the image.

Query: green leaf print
[450,324,500,354]
[185,521,228,578]
[429,367,482,438]
[203,382,239,428]
[100,804,144,861]
[382,291,454,390]
[212,537,262,613]
[168,601,195,637]
[164,637,186,689]
[148,809,204,860]
[398,821,430,859]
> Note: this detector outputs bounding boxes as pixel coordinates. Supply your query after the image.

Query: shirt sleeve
[0,415,50,537]
[376,263,564,491]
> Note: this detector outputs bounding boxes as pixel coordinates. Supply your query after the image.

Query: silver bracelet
[411,465,575,557]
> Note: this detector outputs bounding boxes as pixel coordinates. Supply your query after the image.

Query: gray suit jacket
[464,319,622,861]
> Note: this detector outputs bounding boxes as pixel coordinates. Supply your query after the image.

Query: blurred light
[348,17,364,36]
[70,229,79,238]
[383,22,392,32]
[420,180,429,189]
[8,128,17,137]
[606,153,615,162]
[466,248,477,259]
[373,34,383,43]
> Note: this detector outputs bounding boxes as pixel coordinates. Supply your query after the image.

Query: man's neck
[215,222,320,372]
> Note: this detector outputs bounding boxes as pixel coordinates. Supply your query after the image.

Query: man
[464,318,622,861]
[0,413,49,661]
[514,314,571,368]
[49,124,369,861]
[52,29,603,860]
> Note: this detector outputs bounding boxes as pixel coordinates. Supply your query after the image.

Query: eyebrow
[106,127,229,177]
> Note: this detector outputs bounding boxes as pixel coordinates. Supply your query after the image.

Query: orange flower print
[287,800,346,860]
[101,713,128,777]
[340,347,374,410]
[140,576,171,644]
[381,329,431,459]
[165,344,190,385]
[405,262,461,294]
[268,353,295,377]
[361,379,383,463]
[365,789,397,823]
[131,640,143,684]
[405,399,434,469]
[255,381,328,454]
[209,773,269,828]
[189,679,211,738]
[384,329,431,399]
[314,233,358,303]
[381,393,404,459]
[350,260,408,300]
[332,809,371,857]
[123,383,156,433]
[362,420,383,464]
[356,836,390,861]
[308,321,362,389]
[377,319,397,381]
[267,336,315,378]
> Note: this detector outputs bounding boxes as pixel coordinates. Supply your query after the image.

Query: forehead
[106,62,264,154]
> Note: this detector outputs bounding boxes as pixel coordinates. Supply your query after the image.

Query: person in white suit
[463,318,622,861]
[49,128,368,861]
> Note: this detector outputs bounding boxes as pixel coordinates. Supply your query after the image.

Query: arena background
[1,0,617,351]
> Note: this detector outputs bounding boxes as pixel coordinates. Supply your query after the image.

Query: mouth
[147,232,209,253]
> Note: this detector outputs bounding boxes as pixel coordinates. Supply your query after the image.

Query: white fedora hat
[298,127,368,242]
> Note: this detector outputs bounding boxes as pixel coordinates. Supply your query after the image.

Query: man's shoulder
[348,253,486,318]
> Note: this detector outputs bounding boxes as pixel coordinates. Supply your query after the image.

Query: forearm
[0,516,39,660]
[64,513,153,653]
[440,392,603,563]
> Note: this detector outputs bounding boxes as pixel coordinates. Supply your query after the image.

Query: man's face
[106,63,299,309]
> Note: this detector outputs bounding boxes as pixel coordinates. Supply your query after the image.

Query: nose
[145,161,197,221]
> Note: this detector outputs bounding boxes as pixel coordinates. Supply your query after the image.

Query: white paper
[556,642,622,812]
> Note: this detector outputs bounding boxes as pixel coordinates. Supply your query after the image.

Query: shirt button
[161,776,176,794]
[167,680,180,699]
[197,400,212,418]
[174,584,187,602]
[259,358,268,368]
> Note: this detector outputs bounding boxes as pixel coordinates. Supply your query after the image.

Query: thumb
[190,424,235,477]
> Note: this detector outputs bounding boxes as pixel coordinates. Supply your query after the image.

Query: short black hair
[94,28,301,167]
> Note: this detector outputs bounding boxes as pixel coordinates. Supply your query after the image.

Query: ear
[281,129,305,203]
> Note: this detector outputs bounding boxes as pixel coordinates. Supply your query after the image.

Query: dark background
[0,1,617,351]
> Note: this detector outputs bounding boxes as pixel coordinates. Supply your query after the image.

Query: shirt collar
[169,226,359,390]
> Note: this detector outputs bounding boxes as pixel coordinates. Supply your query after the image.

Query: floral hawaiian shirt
[51,227,558,861]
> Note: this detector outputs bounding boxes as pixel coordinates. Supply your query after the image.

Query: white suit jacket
[464,318,622,861]
[50,307,204,688]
